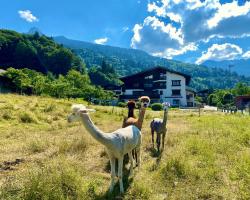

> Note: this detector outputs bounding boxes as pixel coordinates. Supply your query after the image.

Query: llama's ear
[87,109,96,113]
[79,109,88,113]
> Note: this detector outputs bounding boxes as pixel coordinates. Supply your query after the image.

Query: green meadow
[0,94,249,200]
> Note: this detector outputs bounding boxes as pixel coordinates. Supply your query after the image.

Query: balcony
[120,93,160,100]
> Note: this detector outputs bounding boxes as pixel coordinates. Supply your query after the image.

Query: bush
[117,102,126,107]
[151,103,163,111]
[19,111,38,123]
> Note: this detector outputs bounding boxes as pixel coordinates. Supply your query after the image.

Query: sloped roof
[120,66,191,84]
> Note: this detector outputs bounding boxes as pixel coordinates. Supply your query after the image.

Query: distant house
[235,95,250,110]
[118,66,195,107]
[196,89,214,103]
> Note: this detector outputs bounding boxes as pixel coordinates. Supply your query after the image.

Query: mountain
[202,59,250,76]
[53,36,250,91]
[28,27,43,36]
[0,29,85,75]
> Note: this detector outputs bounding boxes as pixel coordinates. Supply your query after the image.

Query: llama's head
[68,104,95,122]
[127,100,136,110]
[139,96,150,108]
[162,102,170,111]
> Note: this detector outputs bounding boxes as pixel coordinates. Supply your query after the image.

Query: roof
[197,88,214,94]
[120,66,191,84]
[235,95,250,100]
[186,86,196,93]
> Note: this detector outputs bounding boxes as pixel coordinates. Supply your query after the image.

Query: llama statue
[68,104,141,194]
[122,96,150,162]
[150,102,170,152]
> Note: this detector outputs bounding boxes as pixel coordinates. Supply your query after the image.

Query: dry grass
[0,94,249,199]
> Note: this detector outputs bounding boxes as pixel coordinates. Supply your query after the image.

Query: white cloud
[242,50,250,59]
[207,1,250,29]
[196,43,243,64]
[122,26,129,32]
[94,37,108,45]
[131,0,250,59]
[153,43,197,59]
[18,10,38,23]
[131,16,184,54]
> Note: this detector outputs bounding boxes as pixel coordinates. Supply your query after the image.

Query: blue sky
[1,0,250,64]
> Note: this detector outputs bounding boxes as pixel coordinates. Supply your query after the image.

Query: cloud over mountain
[131,0,250,59]
[94,37,108,45]
[196,43,243,64]
[18,10,38,23]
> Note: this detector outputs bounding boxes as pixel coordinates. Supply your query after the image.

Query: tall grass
[0,94,249,199]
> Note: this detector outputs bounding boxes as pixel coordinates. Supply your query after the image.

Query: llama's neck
[80,114,110,147]
[163,109,168,127]
[128,108,135,118]
[137,107,146,130]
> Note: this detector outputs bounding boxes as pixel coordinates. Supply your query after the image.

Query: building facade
[119,66,195,107]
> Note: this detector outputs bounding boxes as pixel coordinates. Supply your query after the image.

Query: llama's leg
[162,132,166,151]
[132,149,137,163]
[128,151,134,176]
[151,129,154,148]
[118,158,124,193]
[156,133,161,153]
[136,146,141,168]
[109,157,116,193]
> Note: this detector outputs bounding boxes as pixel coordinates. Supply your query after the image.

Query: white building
[119,66,195,107]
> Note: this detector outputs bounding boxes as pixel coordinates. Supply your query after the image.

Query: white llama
[68,104,141,194]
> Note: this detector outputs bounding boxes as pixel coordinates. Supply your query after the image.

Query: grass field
[0,94,249,200]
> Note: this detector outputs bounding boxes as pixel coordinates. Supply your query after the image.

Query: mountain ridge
[202,59,250,76]
[53,35,250,90]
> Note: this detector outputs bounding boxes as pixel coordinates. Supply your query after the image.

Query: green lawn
[0,94,249,200]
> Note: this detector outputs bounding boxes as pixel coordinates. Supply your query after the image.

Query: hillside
[54,36,250,90]
[0,94,249,199]
[203,59,250,76]
[0,30,85,75]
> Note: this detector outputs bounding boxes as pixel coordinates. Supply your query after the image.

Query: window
[133,83,139,88]
[159,90,163,95]
[145,75,153,80]
[173,99,180,106]
[186,94,193,99]
[159,82,166,88]
[160,73,166,80]
[144,83,153,88]
[172,80,181,86]
[133,91,143,95]
[172,89,181,96]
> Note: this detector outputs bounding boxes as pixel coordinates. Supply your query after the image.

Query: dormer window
[160,73,166,79]
[172,80,181,86]
[145,75,153,80]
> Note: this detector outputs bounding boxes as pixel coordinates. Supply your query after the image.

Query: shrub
[160,158,188,181]
[151,103,163,111]
[117,102,126,107]
[27,140,47,153]
[2,111,12,120]
[125,182,152,200]
[44,104,57,112]
[19,111,38,123]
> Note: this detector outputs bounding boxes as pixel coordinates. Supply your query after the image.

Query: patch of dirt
[0,158,25,171]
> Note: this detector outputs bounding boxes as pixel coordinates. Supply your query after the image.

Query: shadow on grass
[96,162,134,200]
